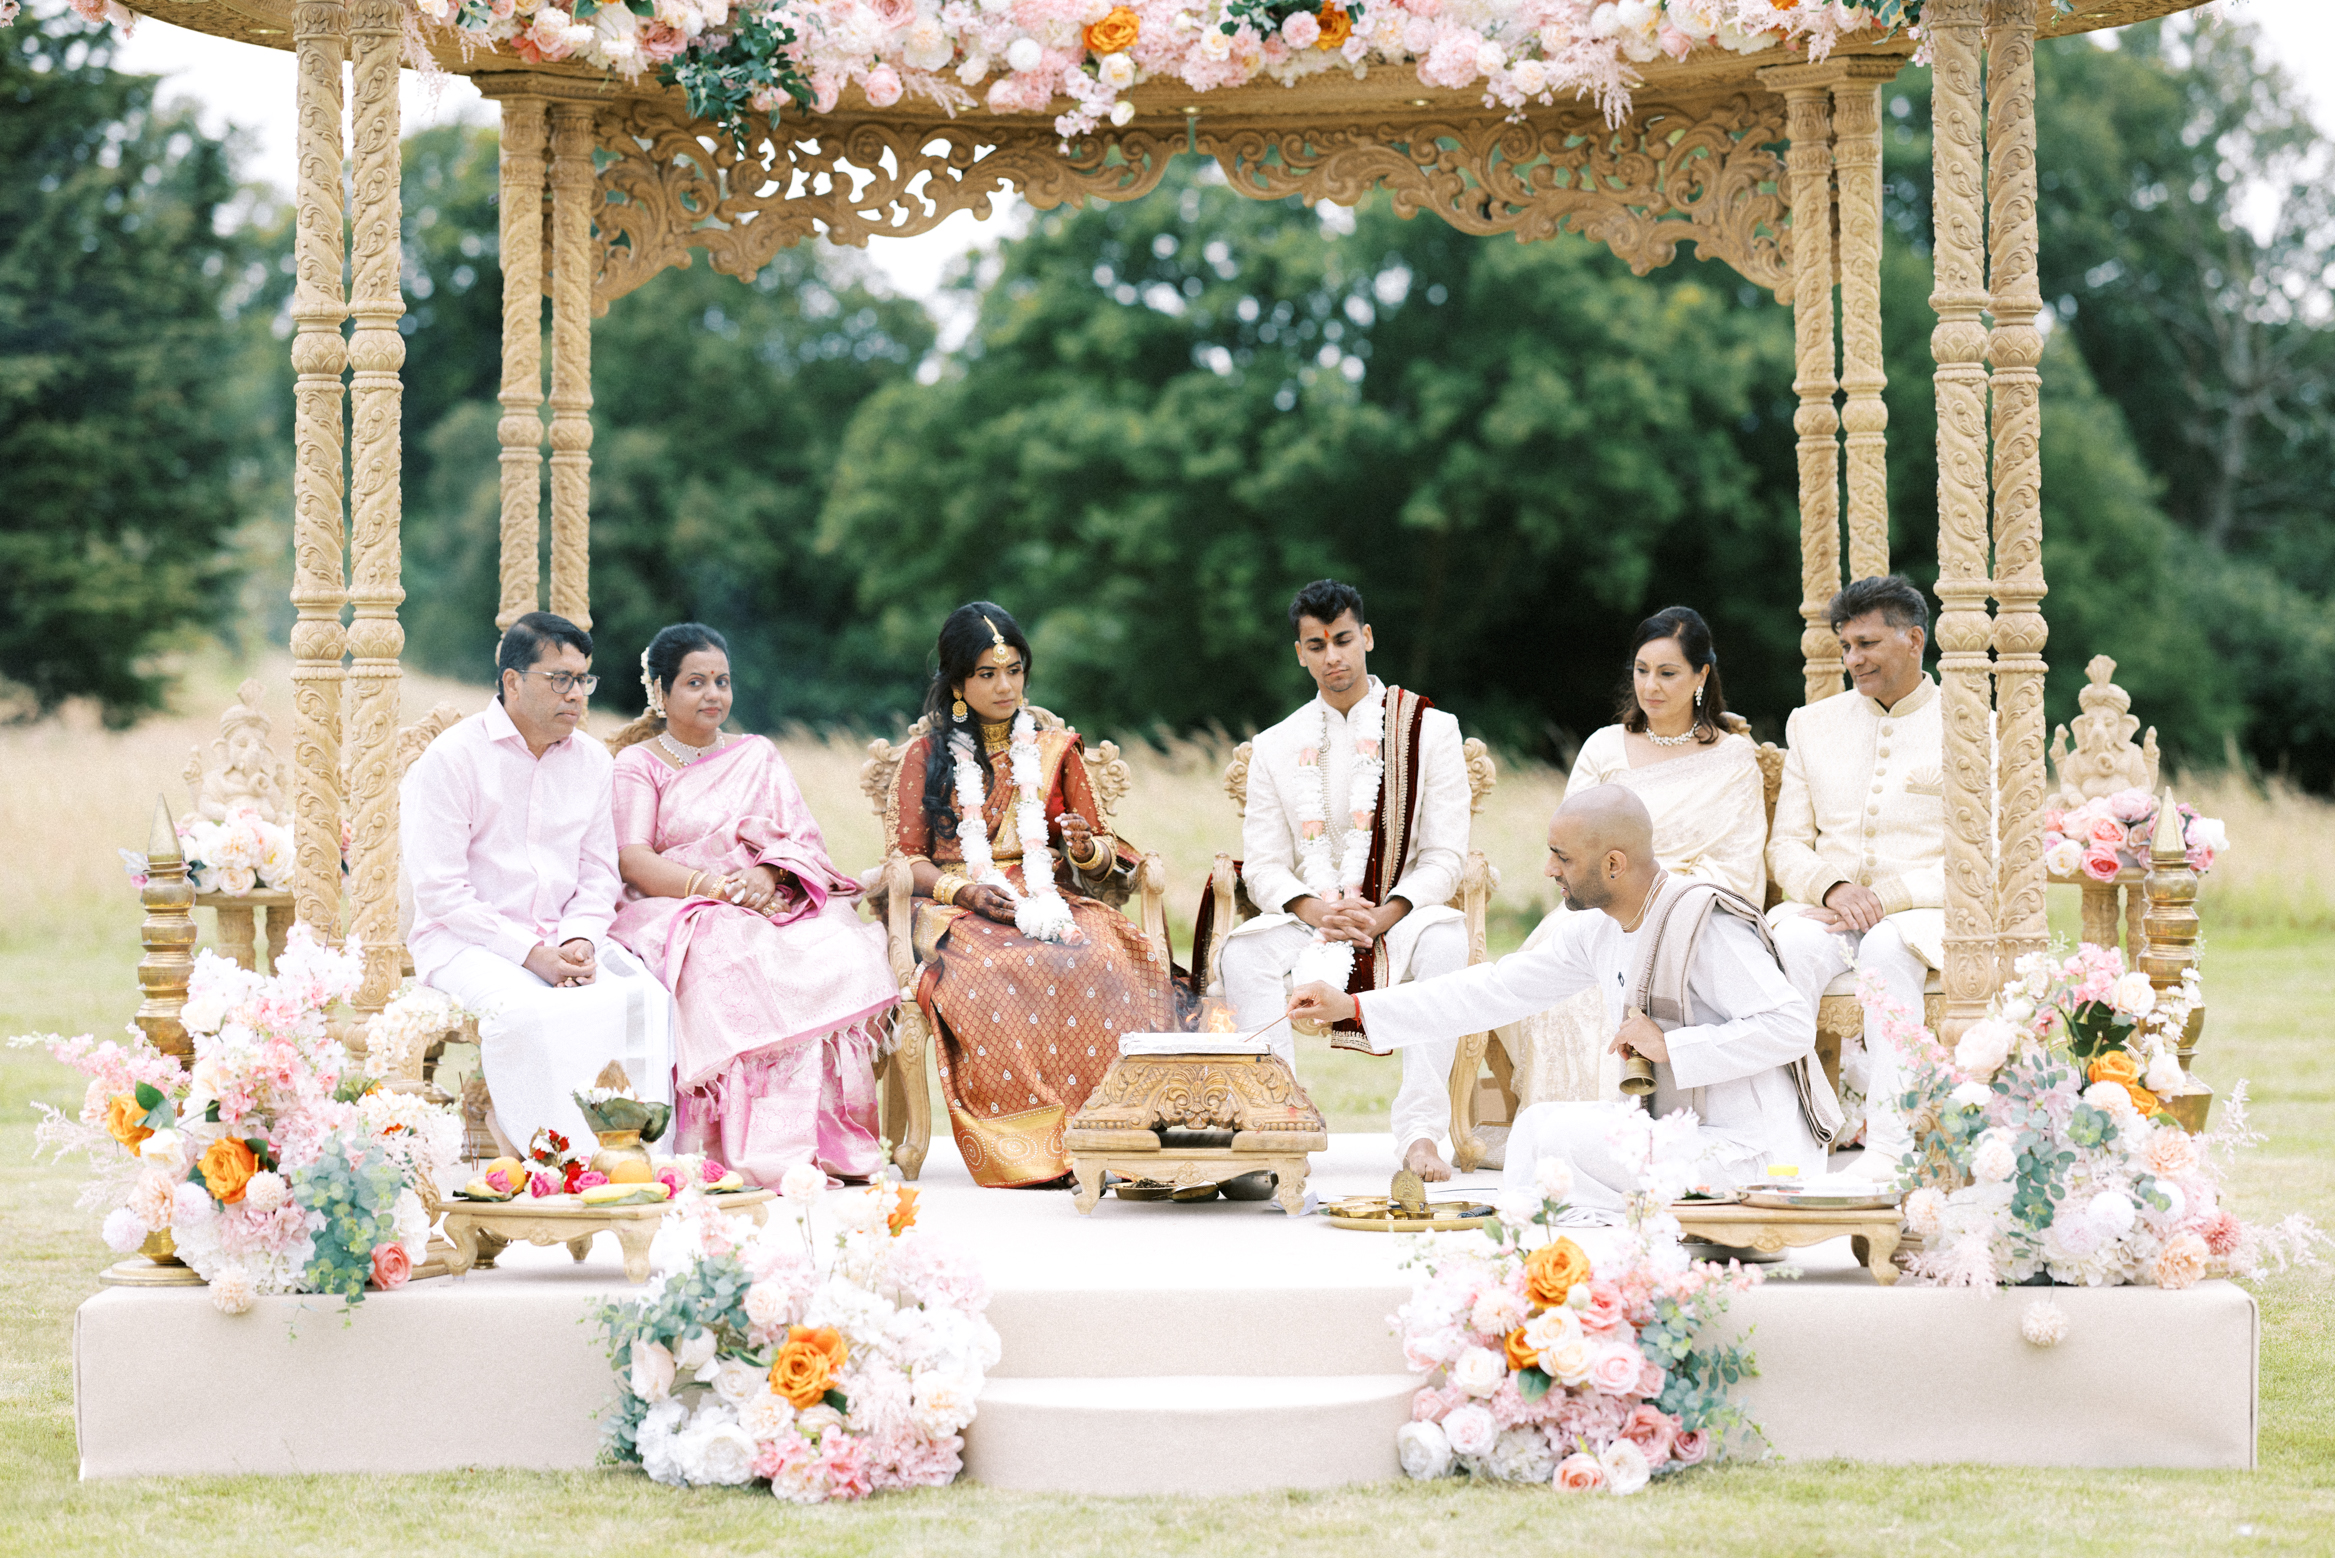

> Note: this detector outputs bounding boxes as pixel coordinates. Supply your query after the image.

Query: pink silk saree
[609,735,896,1183]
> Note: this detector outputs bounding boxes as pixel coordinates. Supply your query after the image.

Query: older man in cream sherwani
[1218,581,1471,1180]
[1766,576,1946,1161]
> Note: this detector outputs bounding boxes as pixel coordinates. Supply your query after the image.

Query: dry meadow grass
[2,653,2331,1555]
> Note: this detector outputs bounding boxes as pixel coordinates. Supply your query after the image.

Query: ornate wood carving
[345,0,409,1012]
[1769,74,1843,705]
[1986,0,2048,980]
[1927,0,1997,1040]
[1832,64,1898,584]
[288,0,347,943]
[1201,97,1787,291]
[549,102,600,629]
[497,97,549,632]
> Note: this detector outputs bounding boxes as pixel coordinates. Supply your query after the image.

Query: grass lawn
[1,669,2330,1554]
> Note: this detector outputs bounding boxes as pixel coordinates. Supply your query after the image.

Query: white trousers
[1220,918,1465,1154]
[430,940,677,1155]
[1768,912,1926,1162]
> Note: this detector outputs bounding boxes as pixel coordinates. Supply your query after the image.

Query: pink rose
[1411,1385,1450,1423]
[1280,9,1318,46]
[1636,1360,1666,1398]
[701,1158,731,1184]
[529,1171,559,1197]
[2126,821,2154,851]
[1443,1403,1497,1457]
[1587,1341,1646,1397]
[1671,1428,1710,1466]
[2187,846,2215,872]
[2087,815,2127,848]
[576,1169,609,1190]
[1578,1280,1628,1336]
[1555,1451,1606,1491]
[1620,1403,1675,1465]
[484,1167,518,1194]
[863,65,903,108]
[656,1166,686,1196]
[2080,845,2122,883]
[371,1241,412,1290]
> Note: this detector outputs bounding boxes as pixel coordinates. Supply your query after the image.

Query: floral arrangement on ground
[1394,1114,1761,1494]
[1863,945,2324,1296]
[22,927,465,1314]
[600,1164,995,1501]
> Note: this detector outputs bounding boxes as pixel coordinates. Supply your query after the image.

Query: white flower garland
[1290,684,1386,990]
[947,709,1078,944]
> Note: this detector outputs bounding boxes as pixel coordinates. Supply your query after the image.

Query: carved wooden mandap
[115,0,2213,1150]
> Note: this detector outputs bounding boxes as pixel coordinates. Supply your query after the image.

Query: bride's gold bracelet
[1075,836,1114,873]
[932,872,970,906]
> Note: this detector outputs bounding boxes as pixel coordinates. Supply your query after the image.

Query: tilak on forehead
[980,615,1017,668]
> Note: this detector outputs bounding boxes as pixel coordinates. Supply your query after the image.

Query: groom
[1218,579,1473,1181]
[404,611,675,1154]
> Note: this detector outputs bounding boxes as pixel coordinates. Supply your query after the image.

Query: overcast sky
[107,0,2335,302]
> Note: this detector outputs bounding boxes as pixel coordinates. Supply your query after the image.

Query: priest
[1288,786,1841,1213]
[1216,579,1473,1181]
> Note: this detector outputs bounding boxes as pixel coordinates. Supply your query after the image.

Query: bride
[607,623,896,1185]
[885,602,1176,1188]
[1502,606,1768,1107]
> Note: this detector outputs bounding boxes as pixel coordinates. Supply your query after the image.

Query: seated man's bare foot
[1404,1139,1453,1183]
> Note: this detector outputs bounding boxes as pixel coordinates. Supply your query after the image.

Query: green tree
[0,10,280,722]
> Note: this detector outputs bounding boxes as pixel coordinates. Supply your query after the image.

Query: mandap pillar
[1927,0,1999,1038]
[1763,66,1844,705]
[495,95,549,633]
[546,101,599,629]
[343,0,409,1011]
[287,0,348,941]
[1986,0,2050,979]
[1831,60,1901,584]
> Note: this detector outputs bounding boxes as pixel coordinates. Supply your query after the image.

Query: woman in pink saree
[608,623,896,1184]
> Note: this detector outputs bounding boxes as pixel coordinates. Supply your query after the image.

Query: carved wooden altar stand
[1670,1202,1904,1286]
[1066,1052,1328,1218]
[441,1189,773,1284]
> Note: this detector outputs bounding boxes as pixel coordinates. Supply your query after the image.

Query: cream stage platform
[73,1134,2258,1487]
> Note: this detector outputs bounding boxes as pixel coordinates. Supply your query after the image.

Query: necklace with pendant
[659,730,726,767]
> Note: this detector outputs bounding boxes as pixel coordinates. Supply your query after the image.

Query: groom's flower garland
[948,709,1078,943]
[1290,683,1385,991]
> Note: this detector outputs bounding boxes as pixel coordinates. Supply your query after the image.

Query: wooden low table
[1067,1052,1327,1218]
[1670,1201,1905,1286]
[441,1189,774,1283]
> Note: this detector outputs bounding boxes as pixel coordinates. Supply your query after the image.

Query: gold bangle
[932,872,967,906]
[684,870,705,898]
[1075,836,1113,873]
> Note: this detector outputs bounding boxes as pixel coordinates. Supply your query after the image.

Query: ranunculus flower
[371,1241,412,1290]
[1523,1236,1591,1309]
[770,1325,848,1408]
[198,1136,259,1204]
[105,1092,155,1150]
[1395,1419,1453,1479]
[1554,1451,1606,1491]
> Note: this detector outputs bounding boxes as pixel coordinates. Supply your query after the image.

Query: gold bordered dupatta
[1329,684,1431,1054]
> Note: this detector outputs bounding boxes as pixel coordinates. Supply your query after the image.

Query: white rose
[2189,817,2228,853]
[690,1421,758,1486]
[2111,972,2156,1018]
[1448,1345,1506,1398]
[629,1339,677,1402]
[2043,838,2084,877]
[1198,27,1231,60]
[1970,1130,2017,1184]
[2144,1053,2185,1096]
[1533,1156,1574,1203]
[1541,1336,1593,1386]
[1600,1435,1650,1494]
[1493,1186,1544,1229]
[1510,57,1547,93]
[1395,1419,1454,1479]
[1098,49,1135,88]
[737,1388,797,1441]
[779,1163,826,1205]
[139,1128,185,1169]
[1522,1306,1581,1355]
[1949,1081,1993,1110]
[1109,99,1135,126]
[1443,1403,1497,1458]
[911,1369,982,1435]
[1955,1018,2015,1077]
[2085,1081,2139,1124]
[673,1328,719,1378]
[744,1279,796,1334]
[796,1403,845,1436]
[711,1357,764,1409]
[1005,35,1043,72]
[904,15,952,68]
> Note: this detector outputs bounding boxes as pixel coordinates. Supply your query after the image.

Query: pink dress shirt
[402,698,622,983]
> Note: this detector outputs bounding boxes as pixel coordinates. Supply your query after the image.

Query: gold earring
[951,696,967,720]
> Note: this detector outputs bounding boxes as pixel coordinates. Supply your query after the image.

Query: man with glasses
[403,611,675,1155]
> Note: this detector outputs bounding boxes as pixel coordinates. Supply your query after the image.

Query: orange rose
[2123,1081,2161,1117]
[198,1136,259,1204]
[2087,1051,2141,1088]
[1524,1236,1593,1310]
[888,1186,920,1237]
[1083,4,1138,55]
[1504,1326,1538,1372]
[106,1092,154,1151]
[1314,3,1352,50]
[769,1324,849,1409]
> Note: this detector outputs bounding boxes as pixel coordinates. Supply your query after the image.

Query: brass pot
[589,1128,653,1178]
[140,1227,185,1266]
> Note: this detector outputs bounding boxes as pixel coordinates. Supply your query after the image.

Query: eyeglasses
[519,670,599,695]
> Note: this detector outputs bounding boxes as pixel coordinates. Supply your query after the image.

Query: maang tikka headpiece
[980,614,1015,668]
[640,649,665,718]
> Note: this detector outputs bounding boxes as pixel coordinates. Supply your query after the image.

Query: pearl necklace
[659,730,727,767]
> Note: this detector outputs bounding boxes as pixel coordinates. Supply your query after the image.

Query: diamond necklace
[659,729,727,767]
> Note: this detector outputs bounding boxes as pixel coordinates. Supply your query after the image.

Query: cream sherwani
[1357,873,1823,1213]
[1765,674,1945,1162]
[404,700,676,1153]
[1219,677,1469,1153]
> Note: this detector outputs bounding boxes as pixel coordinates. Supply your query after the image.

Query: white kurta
[1357,879,1824,1204]
[1219,677,1470,1153]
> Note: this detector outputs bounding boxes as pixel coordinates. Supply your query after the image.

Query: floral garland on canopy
[395,0,1936,150]
[1862,946,2325,1295]
[598,1165,997,1501]
[1394,1111,1763,1493]
[22,927,466,1314]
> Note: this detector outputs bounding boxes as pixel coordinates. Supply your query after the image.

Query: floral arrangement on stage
[598,1165,995,1501]
[2043,789,2228,882]
[399,0,1904,149]
[1863,947,2324,1292]
[1393,1115,1762,1494]
[118,806,293,897]
[24,928,465,1314]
